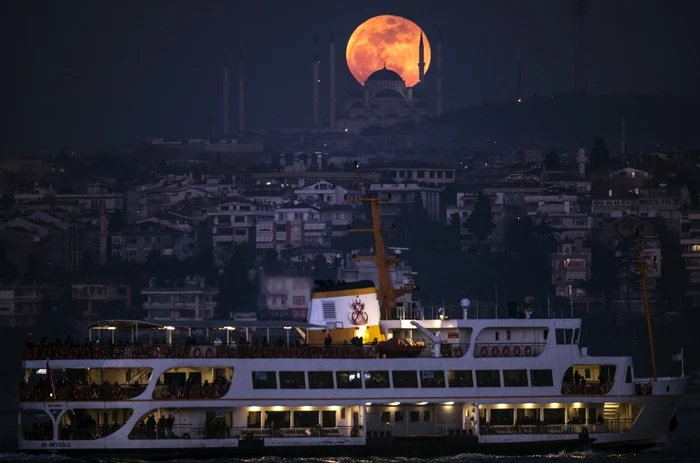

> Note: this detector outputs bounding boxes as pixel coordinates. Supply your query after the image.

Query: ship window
[530,369,554,387]
[336,371,362,389]
[573,329,580,344]
[247,411,261,428]
[625,366,633,383]
[475,370,501,387]
[322,410,337,427]
[506,330,511,340]
[495,332,499,341]
[555,329,574,344]
[364,371,390,388]
[410,411,420,422]
[381,411,391,423]
[266,411,290,428]
[308,371,334,389]
[322,301,336,320]
[423,410,432,422]
[490,408,514,425]
[420,370,446,388]
[395,411,404,422]
[447,370,474,387]
[279,371,305,389]
[503,369,529,387]
[293,411,318,427]
[392,371,419,388]
[252,371,277,389]
[543,408,565,425]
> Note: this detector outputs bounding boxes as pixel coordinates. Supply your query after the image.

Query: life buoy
[524,345,532,356]
[149,347,160,359]
[355,348,363,359]
[227,348,237,358]
[112,387,124,400]
[73,388,83,400]
[112,347,124,359]
[310,347,320,358]
[174,387,184,399]
[29,349,38,360]
[479,346,488,357]
[251,347,261,358]
[286,347,295,358]
[454,346,464,357]
[491,346,499,357]
[502,346,510,357]
[364,347,375,359]
[205,348,214,358]
[56,388,67,400]
[33,389,43,401]
[81,347,92,359]
[69,348,79,360]
[263,347,272,358]
[331,347,340,358]
[42,348,51,359]
[55,348,65,359]
[192,347,202,359]
[322,347,329,358]
[202,385,211,398]
[94,347,104,359]
[177,346,188,358]
[275,347,284,358]
[183,433,190,439]
[246,432,253,440]
[161,387,171,399]
[133,347,143,359]
[513,346,521,357]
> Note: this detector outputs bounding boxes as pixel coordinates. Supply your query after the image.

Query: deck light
[416,402,428,405]
[443,402,455,405]
[223,326,236,330]
[165,326,175,331]
[283,326,292,330]
[389,402,401,406]
[106,327,116,330]
[365,402,372,406]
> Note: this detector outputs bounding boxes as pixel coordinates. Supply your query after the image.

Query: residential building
[257,264,314,320]
[208,198,274,265]
[0,285,65,327]
[320,205,354,239]
[273,204,332,250]
[370,183,442,222]
[293,180,358,206]
[141,276,218,321]
[549,238,592,298]
[71,281,132,321]
[111,221,196,263]
[375,161,457,186]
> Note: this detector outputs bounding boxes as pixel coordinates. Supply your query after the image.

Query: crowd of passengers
[20,375,147,400]
[58,416,121,440]
[21,422,52,440]
[562,370,610,394]
[130,414,177,439]
[157,374,231,399]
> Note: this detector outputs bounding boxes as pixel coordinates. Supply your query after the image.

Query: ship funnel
[460,298,470,320]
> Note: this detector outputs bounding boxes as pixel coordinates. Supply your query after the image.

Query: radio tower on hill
[571,0,589,94]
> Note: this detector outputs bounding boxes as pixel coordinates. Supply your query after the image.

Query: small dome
[366,67,404,82]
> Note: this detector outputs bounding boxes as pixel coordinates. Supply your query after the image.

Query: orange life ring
[502,346,510,357]
[55,348,65,359]
[81,347,92,359]
[192,347,202,358]
[73,388,83,400]
[133,347,143,358]
[310,347,320,358]
[251,347,261,358]
[161,387,171,399]
[331,347,341,358]
[56,388,67,400]
[33,389,43,401]
[524,345,532,356]
[42,348,51,359]
[454,346,464,357]
[112,386,124,400]
[364,347,375,358]
[227,348,237,358]
[29,349,38,360]
[322,347,329,358]
[205,348,214,358]
[479,346,488,357]
[275,347,284,358]
[263,347,272,358]
[174,387,184,399]
[491,346,499,357]
[150,347,160,359]
[355,347,363,359]
[94,347,104,359]
[513,346,521,357]
[286,347,295,358]
[112,347,124,359]
[69,348,79,359]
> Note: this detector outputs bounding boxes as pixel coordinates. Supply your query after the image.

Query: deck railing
[126,425,363,440]
[480,418,634,435]
[473,343,546,358]
[561,380,614,395]
[19,384,147,402]
[23,342,471,361]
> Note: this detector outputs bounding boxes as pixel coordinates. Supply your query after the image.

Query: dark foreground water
[0,409,698,463]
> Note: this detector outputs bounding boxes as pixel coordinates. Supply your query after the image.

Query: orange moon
[346,15,431,88]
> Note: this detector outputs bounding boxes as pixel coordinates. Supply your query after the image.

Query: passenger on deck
[324,333,332,348]
[25,333,34,348]
[372,337,379,345]
[213,337,223,346]
[40,336,48,347]
[64,335,73,346]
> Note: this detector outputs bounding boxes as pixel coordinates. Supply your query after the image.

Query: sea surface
[0,409,698,463]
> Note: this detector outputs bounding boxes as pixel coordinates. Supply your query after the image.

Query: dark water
[0,409,698,463]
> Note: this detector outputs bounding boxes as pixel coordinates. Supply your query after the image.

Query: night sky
[5,0,700,154]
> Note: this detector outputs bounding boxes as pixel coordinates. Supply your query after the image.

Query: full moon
[346,15,431,88]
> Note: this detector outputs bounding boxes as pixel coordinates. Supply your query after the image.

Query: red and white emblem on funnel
[350,296,368,325]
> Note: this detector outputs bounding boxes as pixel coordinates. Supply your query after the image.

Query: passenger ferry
[16,163,688,456]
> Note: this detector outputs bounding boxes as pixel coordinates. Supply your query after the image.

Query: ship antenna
[346,160,413,319]
[636,228,658,381]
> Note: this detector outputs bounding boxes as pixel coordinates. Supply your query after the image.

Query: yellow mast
[636,229,658,381]
[346,161,413,319]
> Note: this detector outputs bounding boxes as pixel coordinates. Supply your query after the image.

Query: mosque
[336,33,440,133]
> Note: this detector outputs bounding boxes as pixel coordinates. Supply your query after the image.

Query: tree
[657,229,690,313]
[586,239,618,307]
[24,255,43,283]
[312,254,333,280]
[616,235,641,314]
[590,136,610,171]
[37,293,81,336]
[465,193,495,246]
[0,239,18,283]
[217,245,259,318]
[544,150,561,170]
[108,210,127,233]
[449,213,462,233]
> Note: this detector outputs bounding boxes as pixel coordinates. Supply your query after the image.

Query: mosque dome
[366,67,404,82]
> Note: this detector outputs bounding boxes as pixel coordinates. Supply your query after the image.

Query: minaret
[99,201,108,267]
[418,32,425,83]
[223,50,229,134]
[238,46,245,131]
[516,52,522,102]
[436,31,443,115]
[312,36,320,126]
[621,116,626,155]
[329,31,337,131]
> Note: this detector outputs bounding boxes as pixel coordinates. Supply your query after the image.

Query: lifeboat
[375,337,425,358]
